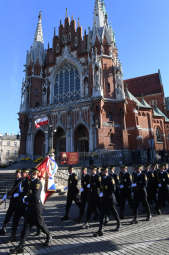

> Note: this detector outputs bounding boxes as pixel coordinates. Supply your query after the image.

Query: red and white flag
[35,116,48,129]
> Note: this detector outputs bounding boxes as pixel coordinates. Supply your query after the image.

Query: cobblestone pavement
[0,194,169,255]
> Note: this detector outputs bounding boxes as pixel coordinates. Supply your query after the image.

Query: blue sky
[0,0,169,134]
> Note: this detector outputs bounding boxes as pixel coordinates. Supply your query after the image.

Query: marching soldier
[131,165,152,224]
[10,169,30,241]
[94,168,120,237]
[78,167,90,222]
[82,167,101,228]
[143,164,159,214]
[10,169,51,254]
[119,166,133,219]
[109,166,120,206]
[156,164,169,212]
[0,169,22,235]
[61,166,80,221]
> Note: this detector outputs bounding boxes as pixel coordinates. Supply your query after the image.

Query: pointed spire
[93,0,107,28]
[34,11,44,43]
[66,8,68,17]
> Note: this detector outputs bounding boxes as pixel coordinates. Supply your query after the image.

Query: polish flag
[35,116,48,128]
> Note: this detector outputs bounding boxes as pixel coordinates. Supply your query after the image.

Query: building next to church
[19,0,169,164]
[0,134,20,165]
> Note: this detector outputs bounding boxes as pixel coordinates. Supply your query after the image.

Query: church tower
[19,1,127,159]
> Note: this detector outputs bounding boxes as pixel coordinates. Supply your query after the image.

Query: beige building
[0,134,20,165]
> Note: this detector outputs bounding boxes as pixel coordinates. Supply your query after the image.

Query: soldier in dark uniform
[156,164,169,212]
[0,169,22,236]
[61,166,80,221]
[10,169,30,241]
[143,164,159,214]
[109,166,120,206]
[131,165,152,224]
[78,167,90,222]
[119,166,133,219]
[82,167,101,229]
[10,169,51,254]
[94,168,120,237]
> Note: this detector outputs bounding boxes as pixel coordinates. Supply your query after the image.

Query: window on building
[108,112,113,122]
[136,117,139,125]
[14,142,17,146]
[156,127,163,142]
[7,141,10,146]
[54,63,80,104]
[107,83,110,93]
[110,134,114,144]
[6,150,10,156]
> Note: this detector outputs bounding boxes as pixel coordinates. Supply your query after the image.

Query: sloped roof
[125,89,146,108]
[141,99,152,109]
[124,72,163,97]
[153,106,169,122]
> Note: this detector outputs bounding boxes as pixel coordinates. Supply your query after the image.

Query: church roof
[141,99,152,109]
[125,89,146,108]
[153,106,169,122]
[124,72,163,97]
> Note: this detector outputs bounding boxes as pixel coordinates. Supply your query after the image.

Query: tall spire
[34,11,44,43]
[93,0,107,28]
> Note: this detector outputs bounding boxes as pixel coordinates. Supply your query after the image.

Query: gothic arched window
[54,63,80,104]
[156,127,163,142]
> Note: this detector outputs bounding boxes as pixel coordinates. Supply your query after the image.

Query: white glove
[64,186,68,191]
[22,196,28,204]
[13,193,19,198]
[99,192,103,198]
[87,184,90,188]
[120,185,124,189]
[2,194,7,201]
[131,183,137,188]
[158,184,162,188]
[80,188,84,193]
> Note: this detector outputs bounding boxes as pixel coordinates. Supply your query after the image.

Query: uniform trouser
[11,202,25,236]
[147,187,158,210]
[133,190,151,219]
[98,197,120,231]
[3,199,17,226]
[65,192,80,217]
[79,191,88,219]
[19,204,49,246]
[157,188,169,210]
[114,188,120,205]
[86,193,101,222]
[119,189,133,217]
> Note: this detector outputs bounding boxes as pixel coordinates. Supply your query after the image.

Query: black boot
[35,228,41,236]
[93,230,103,237]
[44,235,52,247]
[114,220,121,231]
[10,235,17,242]
[131,218,138,224]
[10,244,24,254]
[146,215,152,221]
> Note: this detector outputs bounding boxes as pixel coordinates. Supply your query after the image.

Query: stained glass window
[54,64,80,103]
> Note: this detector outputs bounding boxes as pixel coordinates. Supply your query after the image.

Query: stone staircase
[0,170,16,198]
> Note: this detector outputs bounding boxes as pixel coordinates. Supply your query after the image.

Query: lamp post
[49,125,57,152]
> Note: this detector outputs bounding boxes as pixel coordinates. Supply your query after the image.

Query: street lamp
[49,125,57,152]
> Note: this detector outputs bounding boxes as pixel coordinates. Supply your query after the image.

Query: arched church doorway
[74,125,89,152]
[34,130,45,157]
[53,127,66,153]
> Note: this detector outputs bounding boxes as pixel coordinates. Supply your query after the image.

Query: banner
[37,156,58,204]
[60,152,79,165]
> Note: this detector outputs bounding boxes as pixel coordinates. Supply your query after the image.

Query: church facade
[19,0,169,163]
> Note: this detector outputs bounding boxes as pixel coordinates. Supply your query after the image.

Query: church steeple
[93,0,107,28]
[34,11,44,43]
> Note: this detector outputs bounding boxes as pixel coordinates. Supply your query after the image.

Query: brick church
[19,0,169,163]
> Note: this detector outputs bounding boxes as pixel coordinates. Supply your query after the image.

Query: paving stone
[0,194,169,255]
